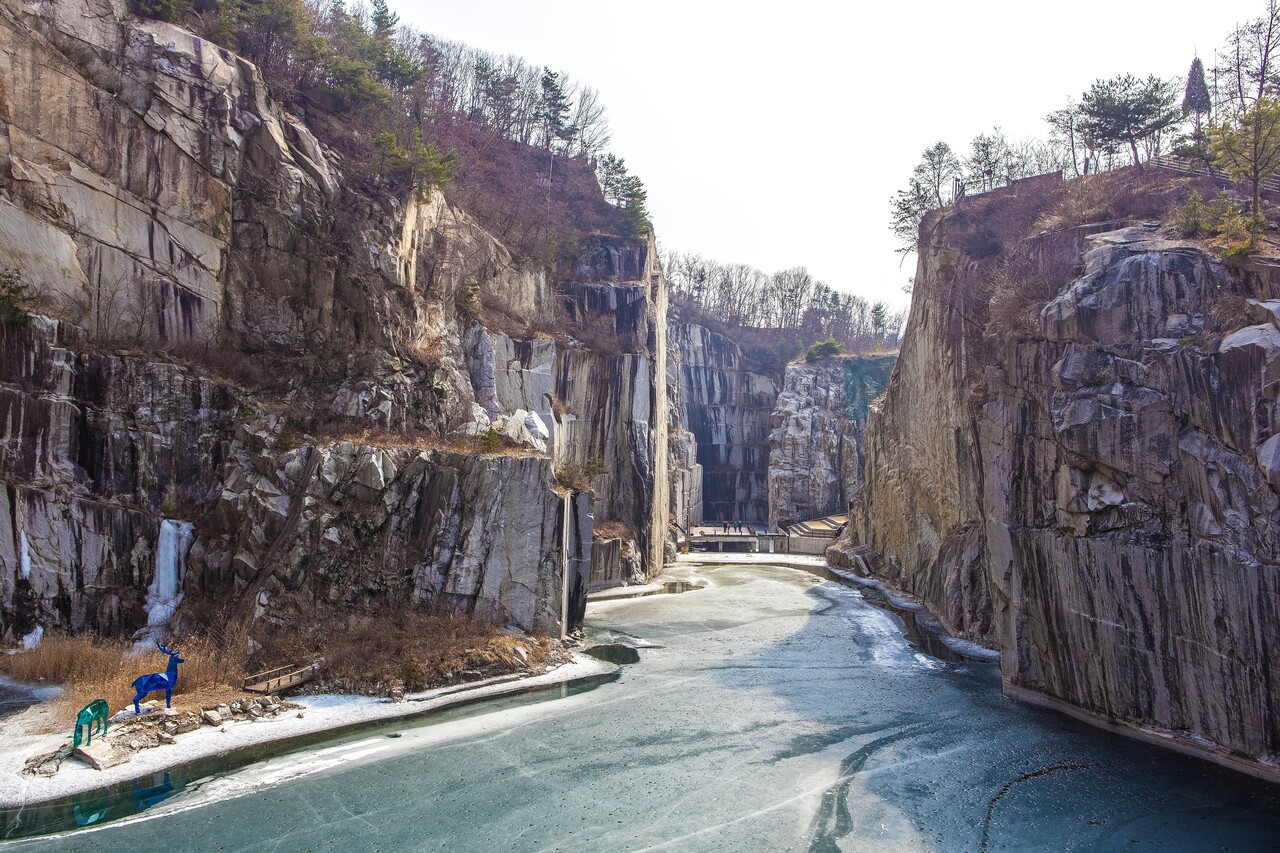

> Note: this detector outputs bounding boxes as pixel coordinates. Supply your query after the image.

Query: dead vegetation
[246,610,560,694]
[983,240,1083,337]
[2,610,563,727]
[0,634,242,724]
[1031,170,1201,234]
[922,167,1237,342]
[1206,291,1257,334]
[308,420,547,458]
[592,520,635,541]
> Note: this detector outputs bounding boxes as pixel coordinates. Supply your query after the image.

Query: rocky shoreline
[0,654,617,809]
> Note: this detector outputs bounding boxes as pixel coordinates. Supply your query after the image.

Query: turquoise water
[4,563,1279,851]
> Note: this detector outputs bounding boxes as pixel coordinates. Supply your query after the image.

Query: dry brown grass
[248,610,556,694]
[592,520,634,541]
[1032,169,1212,235]
[0,634,242,720]
[1206,291,1256,334]
[311,422,547,458]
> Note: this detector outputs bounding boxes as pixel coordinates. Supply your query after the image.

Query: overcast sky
[390,0,1267,309]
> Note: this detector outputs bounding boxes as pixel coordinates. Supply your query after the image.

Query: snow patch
[938,636,1001,662]
[21,626,42,650]
[828,567,925,611]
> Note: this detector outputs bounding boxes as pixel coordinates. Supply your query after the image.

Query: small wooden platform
[243,662,320,695]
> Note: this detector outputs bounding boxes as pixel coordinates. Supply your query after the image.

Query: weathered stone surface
[0,0,675,640]
[554,235,670,585]
[73,739,128,770]
[837,199,1280,779]
[666,322,775,525]
[768,356,895,528]
[465,327,557,435]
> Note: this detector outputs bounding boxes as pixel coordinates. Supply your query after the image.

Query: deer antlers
[156,640,181,656]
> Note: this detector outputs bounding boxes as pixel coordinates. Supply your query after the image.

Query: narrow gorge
[1,0,1279,845]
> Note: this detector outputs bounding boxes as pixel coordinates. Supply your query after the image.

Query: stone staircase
[782,514,847,554]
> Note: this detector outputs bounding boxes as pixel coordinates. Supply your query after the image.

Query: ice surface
[939,635,1002,662]
[10,563,1280,852]
[828,565,925,611]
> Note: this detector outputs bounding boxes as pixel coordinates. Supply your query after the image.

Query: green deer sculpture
[72,699,110,749]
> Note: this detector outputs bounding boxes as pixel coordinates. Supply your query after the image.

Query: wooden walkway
[243,662,320,695]
[688,524,783,553]
[1149,155,1280,196]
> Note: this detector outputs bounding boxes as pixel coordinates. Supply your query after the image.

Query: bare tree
[1217,0,1280,110]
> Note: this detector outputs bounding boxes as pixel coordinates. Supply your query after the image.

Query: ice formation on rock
[134,520,194,647]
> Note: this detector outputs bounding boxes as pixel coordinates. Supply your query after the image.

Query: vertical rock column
[555,236,671,587]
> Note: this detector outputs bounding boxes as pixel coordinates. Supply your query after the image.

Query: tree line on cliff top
[133,0,649,262]
[892,0,1280,251]
[132,0,895,368]
[662,250,907,374]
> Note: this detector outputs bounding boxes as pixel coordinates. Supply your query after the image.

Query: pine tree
[1079,74,1180,170]
[1177,57,1215,169]
[595,155,648,236]
[1183,57,1212,124]
[370,0,398,41]
[536,69,573,150]
[1211,97,1280,216]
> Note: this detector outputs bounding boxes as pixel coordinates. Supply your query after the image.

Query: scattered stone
[173,716,201,735]
[216,705,230,717]
[247,706,263,718]
[127,739,142,751]
[74,739,127,770]
[219,726,227,733]
[24,744,73,777]
[163,721,178,734]
[202,710,224,727]
[296,711,305,718]
[158,733,176,745]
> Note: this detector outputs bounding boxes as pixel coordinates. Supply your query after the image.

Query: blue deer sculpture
[131,642,184,714]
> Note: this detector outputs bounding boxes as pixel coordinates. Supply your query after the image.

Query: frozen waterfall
[133,519,194,649]
[18,530,30,579]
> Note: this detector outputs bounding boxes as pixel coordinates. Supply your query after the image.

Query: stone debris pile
[23,695,300,776]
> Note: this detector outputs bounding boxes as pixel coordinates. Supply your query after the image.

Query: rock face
[768,355,895,528]
[556,239,670,586]
[667,322,776,525]
[837,180,1280,781]
[0,317,593,638]
[0,0,668,641]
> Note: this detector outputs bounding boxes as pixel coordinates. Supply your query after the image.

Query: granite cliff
[0,0,669,644]
[667,322,775,528]
[768,355,895,529]
[833,174,1280,781]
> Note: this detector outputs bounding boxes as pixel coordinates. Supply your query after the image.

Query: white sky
[390,0,1267,310]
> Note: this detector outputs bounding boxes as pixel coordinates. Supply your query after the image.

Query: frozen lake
[5,562,1280,851]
